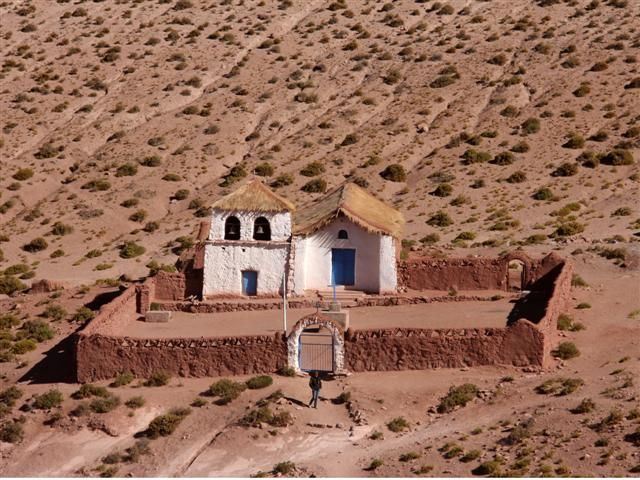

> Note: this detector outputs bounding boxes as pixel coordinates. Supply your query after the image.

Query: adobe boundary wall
[74,253,572,382]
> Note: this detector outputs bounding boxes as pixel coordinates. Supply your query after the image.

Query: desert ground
[0,248,639,477]
[0,0,639,477]
[0,0,638,287]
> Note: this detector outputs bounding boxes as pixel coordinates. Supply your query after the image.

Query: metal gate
[298,328,334,373]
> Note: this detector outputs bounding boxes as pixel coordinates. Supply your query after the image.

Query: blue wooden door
[242,270,257,295]
[331,249,355,286]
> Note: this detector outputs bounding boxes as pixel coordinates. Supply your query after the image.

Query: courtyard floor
[120,293,516,339]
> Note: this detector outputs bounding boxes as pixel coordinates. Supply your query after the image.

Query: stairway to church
[305,288,367,306]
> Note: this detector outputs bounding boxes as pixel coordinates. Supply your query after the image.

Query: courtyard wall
[74,253,572,382]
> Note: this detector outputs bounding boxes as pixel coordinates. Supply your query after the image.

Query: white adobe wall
[293,217,398,294]
[208,209,291,241]
[378,235,398,293]
[291,236,307,295]
[203,243,289,296]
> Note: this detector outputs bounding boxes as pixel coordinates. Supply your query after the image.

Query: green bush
[273,461,296,475]
[110,372,134,387]
[426,211,453,227]
[161,173,181,182]
[387,416,409,432]
[71,307,95,324]
[460,449,481,462]
[571,274,588,287]
[90,395,121,413]
[366,459,383,471]
[239,406,275,427]
[301,178,327,193]
[245,375,273,390]
[11,339,37,354]
[420,233,440,245]
[507,171,527,183]
[13,168,34,181]
[399,451,420,462]
[521,117,540,134]
[145,408,191,439]
[490,151,515,166]
[600,149,634,166]
[300,161,325,177]
[552,342,580,360]
[380,164,406,182]
[125,396,145,409]
[72,384,109,399]
[82,179,111,192]
[33,389,63,409]
[437,384,479,413]
[17,320,54,342]
[22,237,48,252]
[552,162,579,177]
[553,221,584,237]
[0,314,20,329]
[254,162,274,177]
[0,386,23,407]
[270,174,293,188]
[0,421,24,443]
[0,276,27,295]
[570,398,595,414]
[472,460,502,476]
[144,371,171,387]
[504,418,534,445]
[43,304,67,321]
[116,163,138,177]
[535,377,583,396]
[207,379,246,404]
[277,365,295,377]
[431,183,452,197]
[220,165,247,187]
[138,155,162,167]
[562,132,585,149]
[119,242,145,259]
[51,222,73,237]
[333,391,351,405]
[461,149,491,164]
[341,133,358,146]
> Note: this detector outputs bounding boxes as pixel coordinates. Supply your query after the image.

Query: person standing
[308,371,322,408]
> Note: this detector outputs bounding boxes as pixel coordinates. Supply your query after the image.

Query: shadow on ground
[19,331,78,384]
[507,291,547,326]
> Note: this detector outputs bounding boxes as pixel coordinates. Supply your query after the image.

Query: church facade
[202,180,404,297]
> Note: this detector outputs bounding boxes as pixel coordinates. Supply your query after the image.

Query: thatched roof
[292,183,404,238]
[211,179,295,212]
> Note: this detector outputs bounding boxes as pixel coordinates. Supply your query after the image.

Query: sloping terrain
[0,253,638,477]
[0,0,639,286]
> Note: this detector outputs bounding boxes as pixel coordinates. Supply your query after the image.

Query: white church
[201,179,404,297]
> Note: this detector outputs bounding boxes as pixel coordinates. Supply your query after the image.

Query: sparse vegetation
[437,384,479,413]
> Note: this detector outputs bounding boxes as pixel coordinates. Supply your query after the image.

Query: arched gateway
[287,313,346,374]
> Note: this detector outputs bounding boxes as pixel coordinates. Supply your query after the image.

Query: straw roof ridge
[292,182,404,238]
[211,179,295,212]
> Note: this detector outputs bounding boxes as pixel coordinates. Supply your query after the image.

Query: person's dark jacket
[309,375,322,391]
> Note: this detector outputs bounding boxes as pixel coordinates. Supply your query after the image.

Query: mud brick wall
[344,319,545,372]
[398,257,508,291]
[82,284,139,336]
[153,271,185,301]
[76,333,287,382]
[534,260,573,366]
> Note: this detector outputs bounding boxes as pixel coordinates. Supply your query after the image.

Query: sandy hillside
[0,0,638,287]
[0,250,638,477]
